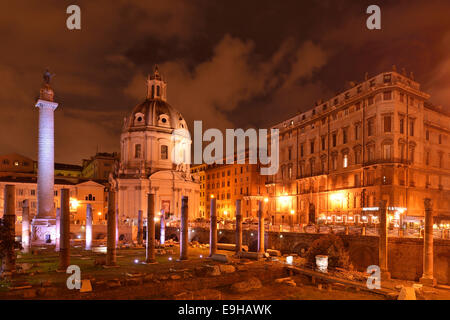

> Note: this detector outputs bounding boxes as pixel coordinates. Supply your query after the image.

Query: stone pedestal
[31,218,56,245]
[420,198,437,286]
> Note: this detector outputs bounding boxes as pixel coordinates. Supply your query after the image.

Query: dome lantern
[146,65,167,101]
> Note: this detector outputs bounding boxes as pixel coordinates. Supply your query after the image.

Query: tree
[0,218,21,263]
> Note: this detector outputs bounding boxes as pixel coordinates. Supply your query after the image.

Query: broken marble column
[257,200,265,254]
[2,185,16,273]
[209,196,217,257]
[235,199,242,253]
[21,200,31,253]
[85,204,92,250]
[106,190,117,266]
[115,205,119,248]
[55,208,60,252]
[160,211,165,245]
[146,193,156,263]
[179,196,189,261]
[420,198,436,286]
[378,200,390,279]
[137,209,143,245]
[59,189,70,271]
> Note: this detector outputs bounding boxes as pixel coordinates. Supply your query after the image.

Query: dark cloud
[0,1,449,163]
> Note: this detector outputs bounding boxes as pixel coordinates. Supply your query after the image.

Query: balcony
[363,158,411,166]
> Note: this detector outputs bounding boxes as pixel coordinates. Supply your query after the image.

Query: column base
[419,276,437,286]
[31,218,56,245]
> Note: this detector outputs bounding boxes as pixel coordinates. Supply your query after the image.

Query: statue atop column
[40,69,55,102]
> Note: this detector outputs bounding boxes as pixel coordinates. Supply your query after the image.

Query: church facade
[113,67,200,224]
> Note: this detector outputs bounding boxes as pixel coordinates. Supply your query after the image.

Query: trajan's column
[31,70,58,244]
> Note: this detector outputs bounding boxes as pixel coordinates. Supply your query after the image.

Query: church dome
[122,66,188,133]
[122,98,187,133]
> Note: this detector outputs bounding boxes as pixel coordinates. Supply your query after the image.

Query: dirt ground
[1,244,449,300]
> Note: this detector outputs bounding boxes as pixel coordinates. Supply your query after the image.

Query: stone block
[398,287,416,300]
[211,254,228,263]
[219,264,236,274]
[230,277,262,293]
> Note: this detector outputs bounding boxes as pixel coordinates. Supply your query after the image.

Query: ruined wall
[165,226,450,285]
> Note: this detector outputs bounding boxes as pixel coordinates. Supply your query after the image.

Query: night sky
[1,0,449,164]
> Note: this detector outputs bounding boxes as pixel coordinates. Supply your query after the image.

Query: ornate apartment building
[267,70,450,227]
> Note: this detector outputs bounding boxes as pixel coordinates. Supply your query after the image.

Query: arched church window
[161,145,168,160]
[88,194,93,201]
[135,144,142,158]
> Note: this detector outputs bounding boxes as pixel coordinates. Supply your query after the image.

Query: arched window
[151,85,155,99]
[161,145,168,160]
[343,154,349,168]
[88,194,93,201]
[157,86,160,96]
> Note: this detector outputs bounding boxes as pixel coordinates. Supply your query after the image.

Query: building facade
[267,70,450,228]
[204,162,268,220]
[190,164,207,218]
[82,152,119,180]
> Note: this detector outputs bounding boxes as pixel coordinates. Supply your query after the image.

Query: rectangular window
[367,118,374,136]
[383,91,392,100]
[161,145,168,160]
[400,118,404,134]
[135,144,142,158]
[310,141,314,154]
[354,124,360,140]
[321,137,326,150]
[409,119,415,136]
[343,128,348,144]
[300,144,304,157]
[426,130,429,141]
[368,96,374,105]
[384,116,392,133]
[383,144,392,160]
[332,133,337,147]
